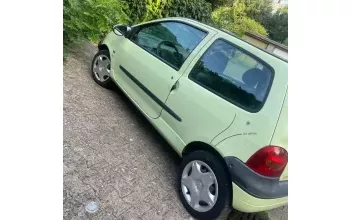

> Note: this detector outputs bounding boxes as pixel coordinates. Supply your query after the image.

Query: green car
[92,17,288,220]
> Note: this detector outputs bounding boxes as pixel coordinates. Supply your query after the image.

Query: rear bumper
[224,157,288,212]
[231,183,288,212]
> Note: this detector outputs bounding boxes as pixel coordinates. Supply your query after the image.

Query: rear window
[189,39,273,112]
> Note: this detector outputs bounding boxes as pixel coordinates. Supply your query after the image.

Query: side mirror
[113,24,131,37]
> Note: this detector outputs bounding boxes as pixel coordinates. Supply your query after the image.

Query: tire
[179,150,232,220]
[91,49,114,88]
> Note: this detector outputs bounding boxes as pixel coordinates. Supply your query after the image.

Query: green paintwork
[231,183,288,212]
[100,17,288,212]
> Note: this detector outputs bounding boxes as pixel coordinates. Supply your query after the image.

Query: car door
[111,20,209,120]
[161,37,275,152]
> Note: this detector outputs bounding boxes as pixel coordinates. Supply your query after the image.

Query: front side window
[189,39,273,111]
[131,21,207,69]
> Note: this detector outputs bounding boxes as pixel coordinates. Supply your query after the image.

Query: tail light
[246,145,288,178]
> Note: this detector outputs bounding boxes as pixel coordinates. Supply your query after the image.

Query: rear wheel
[179,150,232,220]
[91,49,113,88]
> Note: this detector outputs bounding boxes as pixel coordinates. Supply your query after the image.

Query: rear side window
[189,39,273,112]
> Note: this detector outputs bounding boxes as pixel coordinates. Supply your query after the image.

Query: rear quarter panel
[210,32,288,164]
[271,90,288,180]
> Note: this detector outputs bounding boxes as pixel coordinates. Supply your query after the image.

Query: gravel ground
[63,42,288,220]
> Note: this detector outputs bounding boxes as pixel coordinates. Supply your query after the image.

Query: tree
[232,0,288,44]
[211,5,268,36]
[205,0,233,8]
[124,0,147,24]
[141,0,213,23]
[237,0,273,25]
[162,0,212,23]
[266,6,288,43]
[142,0,168,22]
[63,0,128,45]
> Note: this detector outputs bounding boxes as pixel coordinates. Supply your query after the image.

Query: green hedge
[212,5,268,37]
[64,0,274,52]
[128,0,212,24]
[64,0,128,46]
[162,0,212,23]
[64,0,212,48]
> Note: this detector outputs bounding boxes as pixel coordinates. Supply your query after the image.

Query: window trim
[128,20,209,71]
[188,38,275,113]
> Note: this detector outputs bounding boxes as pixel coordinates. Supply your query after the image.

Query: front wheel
[179,150,232,220]
[91,49,113,88]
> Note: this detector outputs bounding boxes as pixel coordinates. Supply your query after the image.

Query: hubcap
[181,160,218,212]
[93,54,111,82]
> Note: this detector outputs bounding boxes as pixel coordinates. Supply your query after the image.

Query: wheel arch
[98,43,109,52]
[182,141,223,158]
[182,141,233,204]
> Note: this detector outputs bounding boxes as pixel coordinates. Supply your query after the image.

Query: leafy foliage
[266,6,288,43]
[211,5,268,36]
[126,0,213,24]
[64,0,212,48]
[279,5,288,14]
[235,0,287,44]
[211,7,234,29]
[239,0,273,24]
[233,1,247,19]
[63,0,128,46]
[142,0,168,22]
[162,0,212,23]
[125,0,147,25]
[204,0,233,8]
[63,0,287,55]
[239,17,268,36]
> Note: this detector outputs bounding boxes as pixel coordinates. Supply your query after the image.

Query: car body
[92,17,288,219]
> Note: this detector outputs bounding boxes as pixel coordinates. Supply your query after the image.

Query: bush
[205,0,233,8]
[127,0,213,24]
[64,0,274,55]
[240,0,273,24]
[266,6,288,43]
[211,7,234,30]
[237,17,268,36]
[63,0,129,46]
[212,6,268,36]
[142,0,168,22]
[63,0,213,52]
[162,0,212,23]
[125,0,147,25]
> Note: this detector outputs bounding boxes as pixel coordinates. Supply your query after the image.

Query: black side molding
[119,65,182,122]
[224,156,288,199]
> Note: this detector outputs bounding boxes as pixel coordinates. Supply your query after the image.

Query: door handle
[170,81,179,92]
